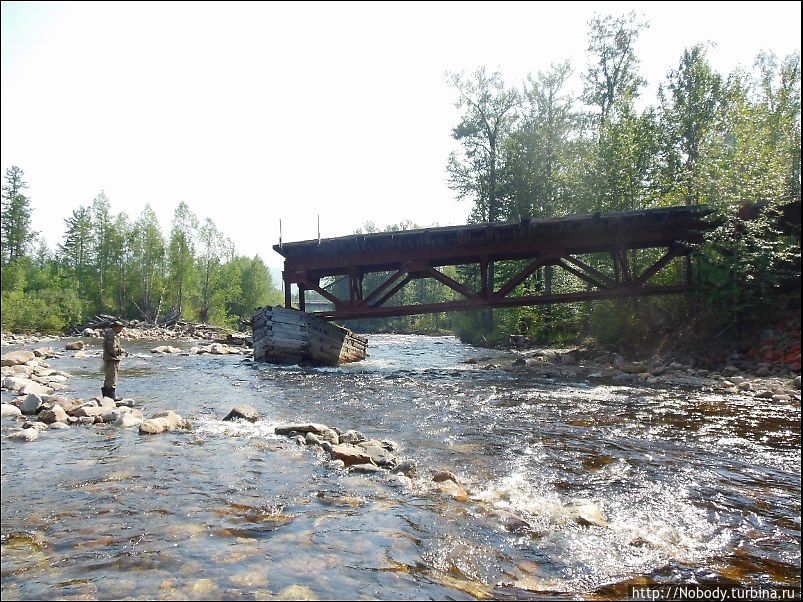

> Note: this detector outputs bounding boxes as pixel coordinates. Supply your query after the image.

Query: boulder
[432,471,461,485]
[73,406,105,418]
[305,432,322,446]
[1,403,23,418]
[563,498,607,528]
[33,347,57,358]
[151,345,182,354]
[794,376,801,390]
[223,405,260,422]
[8,428,39,442]
[21,393,43,415]
[39,405,69,424]
[115,412,143,428]
[65,341,84,351]
[358,444,396,467]
[329,444,374,467]
[54,398,84,414]
[275,423,332,436]
[1,350,35,367]
[139,410,189,434]
[339,429,367,445]
[721,366,740,378]
[73,351,88,359]
[391,460,416,478]
[349,464,384,475]
[20,382,52,396]
[492,509,531,534]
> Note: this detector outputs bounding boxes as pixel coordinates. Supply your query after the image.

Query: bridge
[273,203,796,321]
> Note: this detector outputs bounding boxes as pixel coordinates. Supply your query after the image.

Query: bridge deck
[275,205,711,277]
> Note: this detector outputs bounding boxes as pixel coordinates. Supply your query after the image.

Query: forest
[336,14,800,354]
[1,14,800,357]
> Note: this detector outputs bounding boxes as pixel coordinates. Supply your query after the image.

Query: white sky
[2,1,800,273]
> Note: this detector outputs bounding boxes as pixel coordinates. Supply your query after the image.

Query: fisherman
[101,320,126,401]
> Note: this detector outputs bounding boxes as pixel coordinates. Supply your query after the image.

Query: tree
[583,12,648,127]
[90,191,114,312]
[447,68,520,224]
[167,201,198,318]
[447,68,519,335]
[508,61,577,219]
[58,206,93,300]
[1,166,36,267]
[129,205,166,320]
[196,217,223,323]
[659,44,723,207]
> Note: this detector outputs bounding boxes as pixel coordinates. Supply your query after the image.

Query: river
[1,334,800,600]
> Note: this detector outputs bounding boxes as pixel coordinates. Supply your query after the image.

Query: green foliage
[0,172,282,333]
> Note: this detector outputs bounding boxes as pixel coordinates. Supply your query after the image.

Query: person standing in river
[102,320,126,401]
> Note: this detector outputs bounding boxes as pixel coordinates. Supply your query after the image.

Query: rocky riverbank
[469,345,801,403]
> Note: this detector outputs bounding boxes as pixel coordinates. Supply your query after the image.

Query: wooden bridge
[273,203,795,321]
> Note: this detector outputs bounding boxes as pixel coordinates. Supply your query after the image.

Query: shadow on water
[1,335,800,600]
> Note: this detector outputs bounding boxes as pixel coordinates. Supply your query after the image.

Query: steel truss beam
[290,245,690,320]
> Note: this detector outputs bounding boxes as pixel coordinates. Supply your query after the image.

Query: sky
[1,1,801,274]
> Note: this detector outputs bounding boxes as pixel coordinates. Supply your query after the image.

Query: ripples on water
[1,334,800,600]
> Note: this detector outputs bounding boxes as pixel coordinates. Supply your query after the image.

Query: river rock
[738,381,752,391]
[349,464,384,475]
[115,411,144,428]
[3,364,33,378]
[434,478,469,501]
[563,498,607,528]
[275,423,332,436]
[33,347,57,358]
[54,398,84,414]
[755,390,774,399]
[21,393,43,415]
[1,350,36,366]
[20,381,53,396]
[49,421,70,429]
[492,509,531,534]
[359,444,396,467]
[794,376,801,390]
[772,394,792,402]
[391,459,416,478]
[100,409,121,423]
[22,421,49,431]
[74,406,106,418]
[620,362,648,374]
[721,365,740,378]
[139,410,189,434]
[339,429,367,445]
[39,405,69,424]
[96,397,116,409]
[73,350,88,359]
[1,403,23,418]
[8,428,39,442]
[321,441,333,453]
[305,432,322,446]
[329,444,374,467]
[81,328,98,337]
[755,364,771,377]
[433,470,460,485]
[223,405,260,422]
[151,345,182,354]
[65,341,84,351]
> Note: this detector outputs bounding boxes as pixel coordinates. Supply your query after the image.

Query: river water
[1,335,800,600]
